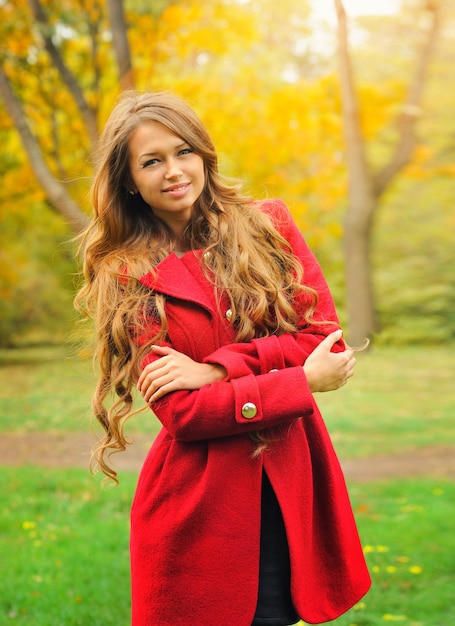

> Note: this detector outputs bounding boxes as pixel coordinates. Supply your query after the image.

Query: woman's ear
[123,177,137,195]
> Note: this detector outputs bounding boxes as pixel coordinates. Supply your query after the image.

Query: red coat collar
[139,251,216,316]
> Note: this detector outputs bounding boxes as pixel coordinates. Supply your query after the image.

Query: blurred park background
[0,0,454,624]
[1,0,455,348]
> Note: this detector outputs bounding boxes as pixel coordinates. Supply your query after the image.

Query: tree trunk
[107,0,135,90]
[334,0,377,346]
[334,0,440,346]
[0,67,89,234]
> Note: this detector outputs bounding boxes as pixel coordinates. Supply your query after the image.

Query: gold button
[225,308,233,321]
[241,402,257,419]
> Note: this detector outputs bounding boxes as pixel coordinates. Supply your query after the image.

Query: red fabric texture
[130,199,371,625]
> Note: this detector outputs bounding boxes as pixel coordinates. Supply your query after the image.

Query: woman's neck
[173,249,187,258]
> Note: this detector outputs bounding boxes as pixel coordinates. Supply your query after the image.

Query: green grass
[317,345,454,458]
[0,346,95,432]
[1,467,454,625]
[0,467,135,625]
[324,479,455,626]
[0,345,157,437]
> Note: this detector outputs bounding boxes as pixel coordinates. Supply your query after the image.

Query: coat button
[269,369,279,373]
[241,402,257,419]
[225,308,233,321]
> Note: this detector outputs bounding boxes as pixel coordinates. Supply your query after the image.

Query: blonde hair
[75,91,318,482]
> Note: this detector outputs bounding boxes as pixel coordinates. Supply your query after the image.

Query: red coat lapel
[139,251,215,316]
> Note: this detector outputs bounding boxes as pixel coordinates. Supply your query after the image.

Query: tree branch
[107,0,135,90]
[27,0,99,144]
[87,9,102,113]
[373,0,440,196]
[0,66,90,233]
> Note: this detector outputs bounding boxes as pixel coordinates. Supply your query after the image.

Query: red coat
[130,199,370,625]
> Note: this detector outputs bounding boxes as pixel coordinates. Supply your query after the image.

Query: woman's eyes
[142,158,160,167]
[142,148,194,168]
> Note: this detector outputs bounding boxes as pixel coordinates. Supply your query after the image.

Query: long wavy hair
[75,90,319,482]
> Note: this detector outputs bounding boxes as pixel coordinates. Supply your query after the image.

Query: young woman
[75,91,370,626]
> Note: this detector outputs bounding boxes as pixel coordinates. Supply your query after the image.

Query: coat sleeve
[202,199,344,380]
[142,348,316,441]
[136,311,317,442]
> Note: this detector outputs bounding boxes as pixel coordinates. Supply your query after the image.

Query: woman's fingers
[318,329,343,350]
[141,371,174,403]
[303,331,357,393]
[137,359,166,390]
[138,347,209,403]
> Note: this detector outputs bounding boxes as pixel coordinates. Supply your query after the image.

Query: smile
[163,183,190,193]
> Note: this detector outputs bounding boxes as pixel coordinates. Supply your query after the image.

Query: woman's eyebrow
[140,141,189,158]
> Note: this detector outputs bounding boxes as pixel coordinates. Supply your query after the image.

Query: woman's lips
[163,183,190,197]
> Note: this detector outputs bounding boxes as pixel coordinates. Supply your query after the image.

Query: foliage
[374,174,455,344]
[349,1,455,343]
[0,190,79,347]
[0,0,454,345]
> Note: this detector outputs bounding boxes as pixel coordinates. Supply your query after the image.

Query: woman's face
[128,121,205,235]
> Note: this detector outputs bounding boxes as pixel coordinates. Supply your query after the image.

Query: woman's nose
[164,159,182,178]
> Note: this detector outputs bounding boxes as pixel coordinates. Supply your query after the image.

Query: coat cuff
[231,367,313,427]
[231,375,264,424]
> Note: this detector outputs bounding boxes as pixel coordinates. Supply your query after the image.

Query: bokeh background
[1,0,454,348]
[1,1,454,624]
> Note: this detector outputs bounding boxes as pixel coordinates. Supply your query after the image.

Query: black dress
[252,472,300,626]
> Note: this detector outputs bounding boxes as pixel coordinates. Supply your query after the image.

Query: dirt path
[1,432,454,482]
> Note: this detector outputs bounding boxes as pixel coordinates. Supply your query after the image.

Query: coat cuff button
[241,402,257,419]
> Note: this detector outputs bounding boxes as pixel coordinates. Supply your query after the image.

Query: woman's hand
[303,330,356,393]
[137,345,227,404]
